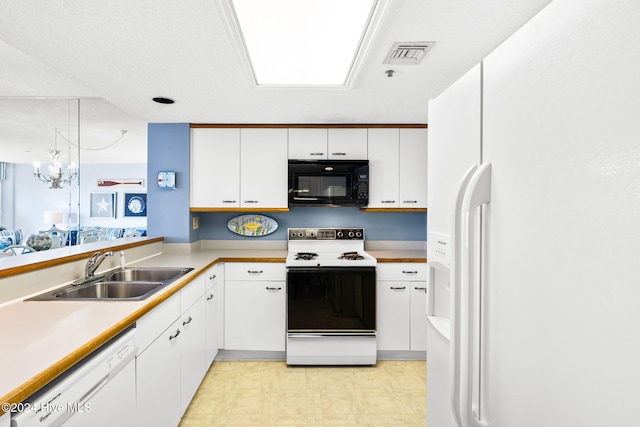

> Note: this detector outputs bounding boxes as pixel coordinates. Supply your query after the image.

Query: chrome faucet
[85,251,113,279]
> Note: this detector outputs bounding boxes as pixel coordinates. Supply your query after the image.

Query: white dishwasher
[11,328,136,427]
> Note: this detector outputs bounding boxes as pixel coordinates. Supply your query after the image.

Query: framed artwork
[90,192,117,218]
[124,193,147,217]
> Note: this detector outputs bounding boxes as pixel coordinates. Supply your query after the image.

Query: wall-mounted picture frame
[90,192,117,218]
[124,193,147,217]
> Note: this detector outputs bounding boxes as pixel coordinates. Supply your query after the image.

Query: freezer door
[480,0,640,425]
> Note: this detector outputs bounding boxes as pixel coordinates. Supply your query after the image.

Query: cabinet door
[367,128,400,207]
[224,281,286,351]
[190,128,240,208]
[240,128,288,208]
[288,128,327,159]
[180,297,207,415]
[205,282,219,367]
[327,128,368,159]
[399,128,428,208]
[410,283,428,351]
[376,281,411,351]
[136,321,181,427]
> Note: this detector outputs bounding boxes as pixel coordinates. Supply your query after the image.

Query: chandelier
[33,128,78,189]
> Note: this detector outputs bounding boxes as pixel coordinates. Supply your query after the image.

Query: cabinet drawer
[136,293,180,354]
[225,262,286,281]
[376,263,428,281]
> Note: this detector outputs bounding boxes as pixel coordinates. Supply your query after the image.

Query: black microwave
[288,160,369,207]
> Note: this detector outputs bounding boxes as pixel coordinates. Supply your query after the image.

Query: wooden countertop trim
[376,257,428,263]
[359,208,427,213]
[217,257,286,263]
[0,237,165,280]
[190,123,427,129]
[190,208,290,212]
[0,253,426,412]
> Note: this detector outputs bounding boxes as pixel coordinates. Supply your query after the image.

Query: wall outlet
[192,216,199,230]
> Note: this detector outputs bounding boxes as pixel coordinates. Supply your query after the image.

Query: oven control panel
[288,228,364,240]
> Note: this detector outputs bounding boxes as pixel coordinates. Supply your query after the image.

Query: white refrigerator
[426,1,640,426]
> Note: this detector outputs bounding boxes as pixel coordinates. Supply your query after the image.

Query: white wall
[4,163,146,240]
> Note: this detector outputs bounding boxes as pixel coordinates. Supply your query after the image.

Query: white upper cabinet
[367,128,427,209]
[190,128,240,208]
[288,128,328,159]
[240,128,288,208]
[288,128,367,160]
[328,128,368,159]
[399,128,428,208]
[367,128,400,207]
[190,128,288,209]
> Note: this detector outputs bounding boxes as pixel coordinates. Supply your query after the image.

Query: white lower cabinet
[410,283,428,351]
[224,263,286,351]
[376,263,428,352]
[180,296,206,414]
[137,316,182,426]
[0,411,10,427]
[204,264,221,367]
[136,275,207,426]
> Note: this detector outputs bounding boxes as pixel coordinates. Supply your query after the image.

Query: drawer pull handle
[402,270,419,274]
[331,152,346,156]
[222,200,236,203]
[402,200,418,204]
[310,152,325,156]
[209,274,216,280]
[381,200,396,203]
[207,294,214,301]
[390,286,406,290]
[266,287,282,291]
[169,329,181,340]
[414,287,427,292]
[244,200,259,204]
[248,270,264,274]
[182,316,193,326]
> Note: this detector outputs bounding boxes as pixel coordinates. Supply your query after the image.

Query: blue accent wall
[147,123,193,243]
[197,208,427,241]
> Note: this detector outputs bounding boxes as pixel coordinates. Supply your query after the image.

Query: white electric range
[285,228,378,365]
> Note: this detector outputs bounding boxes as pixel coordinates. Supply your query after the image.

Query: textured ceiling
[0,0,553,163]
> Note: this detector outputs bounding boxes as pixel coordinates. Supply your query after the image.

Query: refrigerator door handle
[460,163,492,427]
[450,165,478,427]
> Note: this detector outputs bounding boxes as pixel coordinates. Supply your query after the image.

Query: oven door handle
[287,333,376,338]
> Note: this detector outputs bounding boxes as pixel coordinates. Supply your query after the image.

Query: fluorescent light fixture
[231,0,377,86]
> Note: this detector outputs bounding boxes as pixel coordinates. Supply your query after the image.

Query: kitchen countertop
[0,243,425,414]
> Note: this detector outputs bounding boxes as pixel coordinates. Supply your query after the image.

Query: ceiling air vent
[383,42,435,65]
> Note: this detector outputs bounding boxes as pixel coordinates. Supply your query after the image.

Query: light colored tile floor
[179,360,426,426]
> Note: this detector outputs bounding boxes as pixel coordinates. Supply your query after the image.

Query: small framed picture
[124,193,147,217]
[90,192,117,218]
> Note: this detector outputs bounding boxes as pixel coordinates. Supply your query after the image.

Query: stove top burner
[338,251,365,261]
[295,252,319,261]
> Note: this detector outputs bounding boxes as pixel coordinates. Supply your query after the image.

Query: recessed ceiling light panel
[230,0,381,86]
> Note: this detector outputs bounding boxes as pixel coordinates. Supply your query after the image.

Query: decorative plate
[227,215,278,237]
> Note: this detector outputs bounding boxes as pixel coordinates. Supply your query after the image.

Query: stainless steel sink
[104,267,192,283]
[27,266,194,301]
[52,281,164,300]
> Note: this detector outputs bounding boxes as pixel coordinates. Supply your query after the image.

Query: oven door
[287,266,376,333]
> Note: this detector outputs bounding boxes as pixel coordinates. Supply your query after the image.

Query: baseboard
[377,350,426,361]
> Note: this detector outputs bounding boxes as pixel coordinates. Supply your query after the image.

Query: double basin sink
[28,267,194,301]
